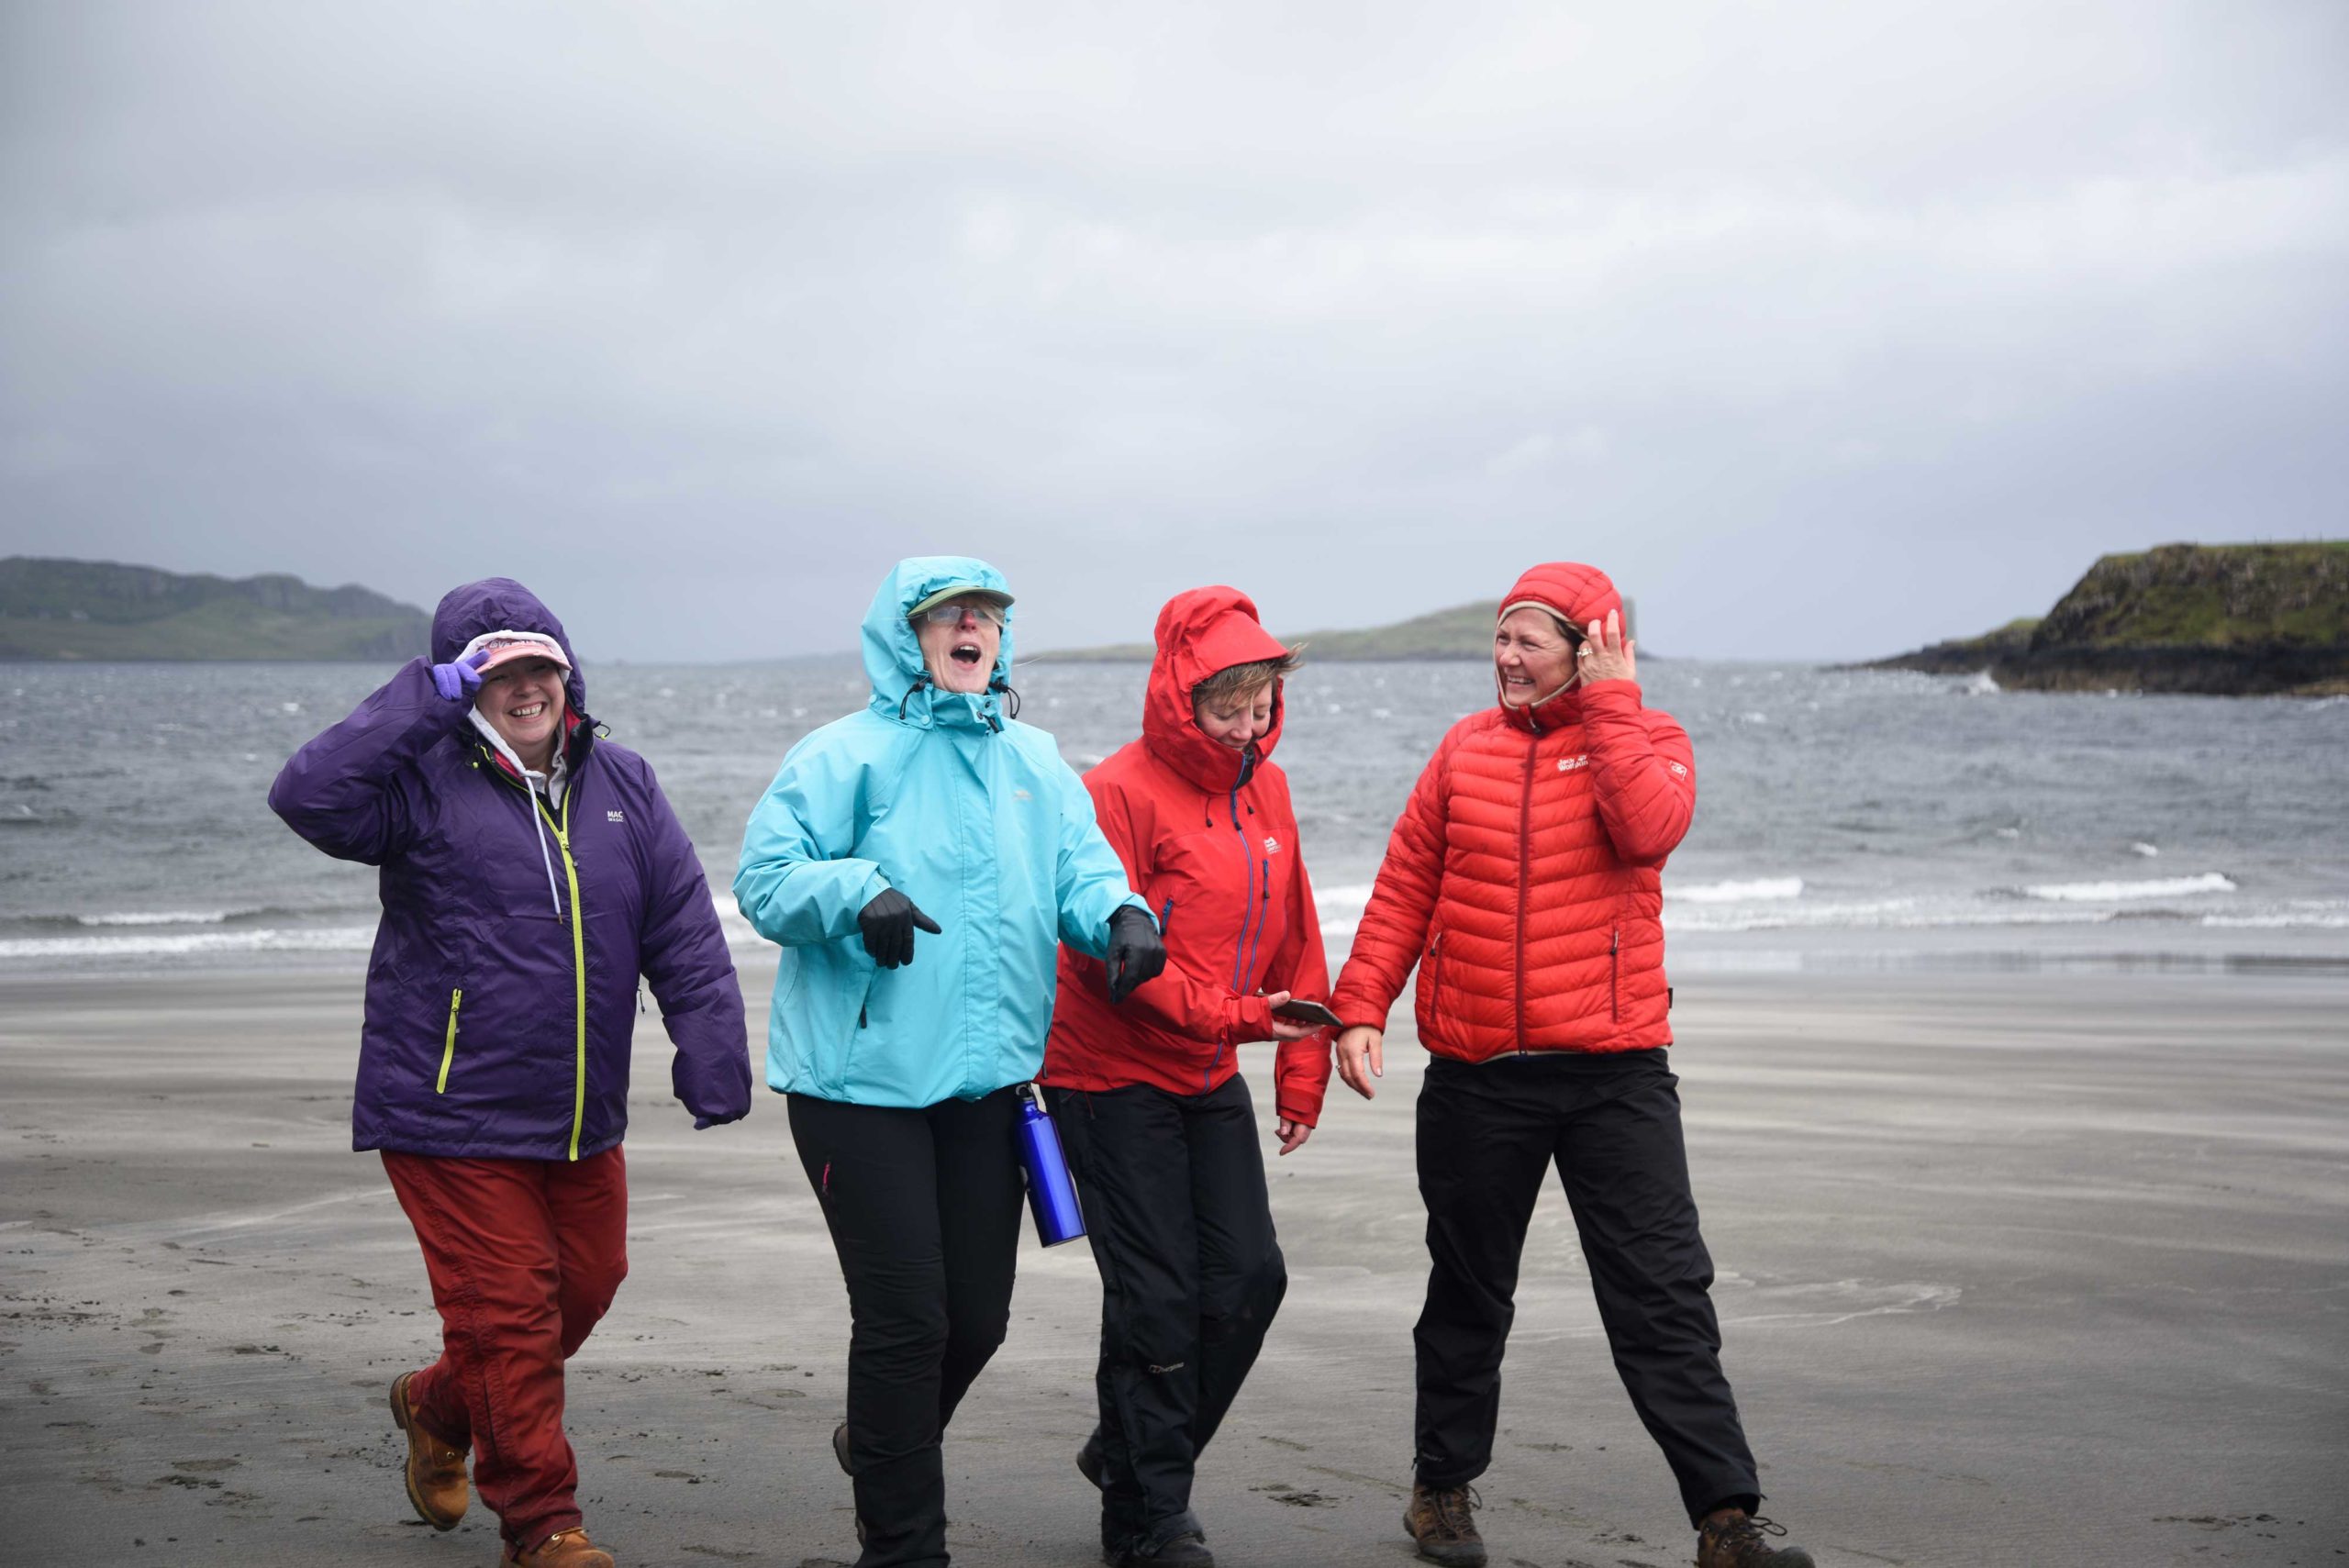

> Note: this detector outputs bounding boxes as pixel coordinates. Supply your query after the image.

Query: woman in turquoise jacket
[737,556,1163,1568]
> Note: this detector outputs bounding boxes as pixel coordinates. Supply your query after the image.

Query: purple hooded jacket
[269,578,751,1161]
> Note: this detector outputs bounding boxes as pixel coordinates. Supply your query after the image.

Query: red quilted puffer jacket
[1329,563,1693,1061]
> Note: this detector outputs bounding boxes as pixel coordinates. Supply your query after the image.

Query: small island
[1860,542,2349,695]
[0,557,431,662]
[1030,597,1636,662]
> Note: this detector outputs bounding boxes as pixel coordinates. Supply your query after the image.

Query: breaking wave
[0,927,377,961]
[1670,876,1805,905]
[2021,873,2237,902]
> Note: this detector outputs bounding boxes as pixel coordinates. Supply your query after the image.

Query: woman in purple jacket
[270,578,751,1568]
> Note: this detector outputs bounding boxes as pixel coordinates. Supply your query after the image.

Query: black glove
[858,887,941,969]
[1104,906,1167,1005]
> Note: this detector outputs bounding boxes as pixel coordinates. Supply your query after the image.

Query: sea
[5,659,2346,975]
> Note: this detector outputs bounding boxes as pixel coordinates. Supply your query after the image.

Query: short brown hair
[1192,649,1304,706]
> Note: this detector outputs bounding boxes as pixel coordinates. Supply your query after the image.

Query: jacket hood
[1496,562,1625,731]
[431,578,588,715]
[862,556,1017,727]
[1143,586,1289,793]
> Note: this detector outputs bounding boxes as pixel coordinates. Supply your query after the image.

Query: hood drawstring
[896,670,933,722]
[470,714,563,916]
[523,774,562,916]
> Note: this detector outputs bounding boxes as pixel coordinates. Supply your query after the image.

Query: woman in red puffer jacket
[1044,585,1334,1568]
[1330,563,1812,1568]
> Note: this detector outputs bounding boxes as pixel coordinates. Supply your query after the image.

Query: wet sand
[2,966,2343,1568]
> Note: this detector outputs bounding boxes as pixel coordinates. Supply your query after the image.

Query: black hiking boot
[1077,1427,1106,1489]
[1107,1529,1214,1567]
[1403,1482,1486,1567]
[1697,1507,1815,1568]
[832,1422,864,1546]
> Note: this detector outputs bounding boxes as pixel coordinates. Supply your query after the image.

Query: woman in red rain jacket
[1329,564,1813,1568]
[1043,585,1334,1568]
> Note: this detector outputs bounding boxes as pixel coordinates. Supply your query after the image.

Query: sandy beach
[3,964,2343,1568]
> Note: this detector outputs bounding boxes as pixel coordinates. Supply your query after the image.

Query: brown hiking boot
[1403,1482,1486,1567]
[387,1371,467,1530]
[1697,1507,1815,1568]
[501,1527,616,1568]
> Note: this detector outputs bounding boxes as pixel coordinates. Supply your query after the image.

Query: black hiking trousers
[1412,1049,1763,1526]
[1050,1074,1288,1553]
[788,1087,1026,1568]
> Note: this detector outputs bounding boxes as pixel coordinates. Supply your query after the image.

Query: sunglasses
[915,603,1007,628]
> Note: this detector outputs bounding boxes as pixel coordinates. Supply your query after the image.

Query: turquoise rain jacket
[735,557,1150,1108]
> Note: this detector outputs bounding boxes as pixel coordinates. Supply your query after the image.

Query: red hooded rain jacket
[1044,587,1334,1126]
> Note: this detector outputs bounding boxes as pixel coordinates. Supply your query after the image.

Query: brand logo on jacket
[1263,835,1281,855]
[607,809,626,823]
[1667,762,1687,777]
[1013,787,1034,802]
[1556,755,1589,772]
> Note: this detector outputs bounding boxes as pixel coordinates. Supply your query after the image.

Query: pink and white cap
[458,628,572,673]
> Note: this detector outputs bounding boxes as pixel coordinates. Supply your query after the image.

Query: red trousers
[382,1146,629,1549]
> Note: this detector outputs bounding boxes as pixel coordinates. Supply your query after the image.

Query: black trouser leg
[1055,1076,1287,1550]
[1056,1082,1199,1550]
[1411,1058,1558,1488]
[930,1090,1024,1430]
[789,1089,1022,1568]
[1553,1066,1760,1526]
[1185,1076,1286,1462]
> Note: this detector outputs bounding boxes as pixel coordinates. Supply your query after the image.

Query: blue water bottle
[1014,1083,1085,1247]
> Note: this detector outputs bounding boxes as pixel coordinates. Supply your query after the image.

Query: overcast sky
[4,2,2343,662]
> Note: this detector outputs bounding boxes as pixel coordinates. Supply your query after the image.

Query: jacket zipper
[531,783,590,1162]
[480,742,593,1161]
[435,987,462,1093]
[1609,927,1621,1022]
[1241,859,1273,996]
[1227,784,1253,992]
[1208,860,1275,1094]
[1516,729,1537,1054]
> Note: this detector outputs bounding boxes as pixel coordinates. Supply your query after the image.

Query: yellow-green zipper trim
[435,987,462,1093]
[536,786,589,1162]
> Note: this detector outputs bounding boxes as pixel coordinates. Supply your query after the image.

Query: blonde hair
[1192,649,1304,706]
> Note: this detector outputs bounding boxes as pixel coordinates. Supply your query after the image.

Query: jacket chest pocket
[1150,830,1252,937]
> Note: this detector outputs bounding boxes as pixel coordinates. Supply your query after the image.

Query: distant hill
[1860,542,2349,695]
[0,557,431,662]
[1030,597,1635,663]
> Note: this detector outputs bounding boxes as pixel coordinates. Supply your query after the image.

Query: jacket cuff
[1234,994,1277,1042]
[1275,1100,1319,1129]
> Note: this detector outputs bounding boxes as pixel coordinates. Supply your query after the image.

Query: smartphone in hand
[1271,997,1343,1029]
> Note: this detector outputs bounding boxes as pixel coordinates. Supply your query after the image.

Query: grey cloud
[4,1,2344,662]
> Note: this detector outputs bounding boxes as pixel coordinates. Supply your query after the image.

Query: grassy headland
[0,558,430,662]
[1862,542,2349,695]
